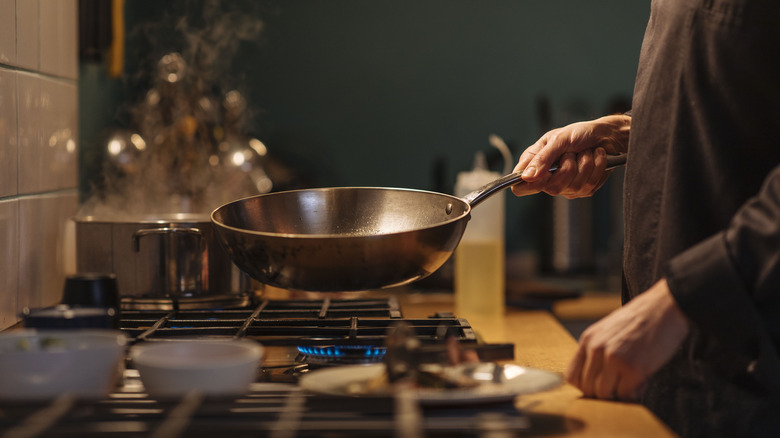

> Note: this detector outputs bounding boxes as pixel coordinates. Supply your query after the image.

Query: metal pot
[74,213,255,299]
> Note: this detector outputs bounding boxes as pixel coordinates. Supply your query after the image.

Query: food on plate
[345,362,482,395]
[13,337,67,352]
[344,322,486,395]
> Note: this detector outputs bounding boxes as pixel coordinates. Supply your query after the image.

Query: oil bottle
[454,150,505,319]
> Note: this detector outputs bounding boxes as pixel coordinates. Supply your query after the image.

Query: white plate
[299,362,562,406]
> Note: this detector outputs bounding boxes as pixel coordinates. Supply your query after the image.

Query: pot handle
[132,227,205,251]
[461,153,627,208]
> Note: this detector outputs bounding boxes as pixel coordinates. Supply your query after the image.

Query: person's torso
[624,0,780,300]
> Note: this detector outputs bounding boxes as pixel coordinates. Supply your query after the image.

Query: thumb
[520,147,560,181]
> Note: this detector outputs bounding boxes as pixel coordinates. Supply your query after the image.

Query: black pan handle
[461,153,627,208]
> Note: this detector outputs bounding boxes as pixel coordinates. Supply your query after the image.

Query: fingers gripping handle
[462,153,627,208]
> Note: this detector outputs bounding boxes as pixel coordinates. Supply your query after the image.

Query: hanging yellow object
[108,0,125,78]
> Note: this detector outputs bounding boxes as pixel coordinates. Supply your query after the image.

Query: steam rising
[81,1,275,219]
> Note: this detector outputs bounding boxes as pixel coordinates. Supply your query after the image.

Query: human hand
[565,279,690,401]
[511,114,630,198]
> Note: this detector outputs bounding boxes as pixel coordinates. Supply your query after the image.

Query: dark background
[79,0,648,270]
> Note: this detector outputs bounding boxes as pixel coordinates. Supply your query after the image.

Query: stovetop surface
[0,380,532,438]
[0,295,529,437]
[122,296,474,344]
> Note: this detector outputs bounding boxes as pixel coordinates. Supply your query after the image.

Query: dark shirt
[623,0,780,436]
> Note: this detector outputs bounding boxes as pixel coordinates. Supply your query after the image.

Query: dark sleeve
[664,164,780,391]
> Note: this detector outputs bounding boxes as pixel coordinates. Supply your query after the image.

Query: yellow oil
[454,239,505,319]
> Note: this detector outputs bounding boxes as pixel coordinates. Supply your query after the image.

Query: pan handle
[461,153,627,208]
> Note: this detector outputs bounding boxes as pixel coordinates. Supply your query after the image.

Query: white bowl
[0,329,127,400]
[131,340,264,398]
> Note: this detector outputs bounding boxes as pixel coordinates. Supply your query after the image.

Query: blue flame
[297,345,386,358]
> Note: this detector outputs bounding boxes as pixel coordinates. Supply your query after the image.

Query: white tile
[18,75,78,194]
[39,0,58,76]
[0,68,17,197]
[18,191,78,311]
[0,0,15,65]
[39,0,76,78]
[17,71,42,194]
[0,198,19,329]
[15,0,39,71]
[59,0,78,79]
[49,78,78,189]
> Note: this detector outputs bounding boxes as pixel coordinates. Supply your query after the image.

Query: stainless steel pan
[211,154,626,291]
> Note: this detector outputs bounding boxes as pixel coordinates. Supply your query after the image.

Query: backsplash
[0,0,79,329]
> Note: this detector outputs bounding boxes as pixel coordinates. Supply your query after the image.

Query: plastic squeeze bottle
[454,151,505,319]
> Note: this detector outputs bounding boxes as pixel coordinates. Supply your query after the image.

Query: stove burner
[297,345,386,365]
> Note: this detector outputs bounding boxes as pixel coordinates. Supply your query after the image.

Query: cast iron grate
[119,297,481,347]
[0,381,530,438]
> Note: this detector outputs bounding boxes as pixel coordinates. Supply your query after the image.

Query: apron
[623,0,780,435]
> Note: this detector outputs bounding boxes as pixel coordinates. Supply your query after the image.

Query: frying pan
[211,154,626,291]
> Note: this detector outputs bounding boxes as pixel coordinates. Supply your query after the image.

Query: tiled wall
[0,0,79,329]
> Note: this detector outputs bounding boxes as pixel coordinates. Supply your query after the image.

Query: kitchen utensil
[131,340,264,398]
[298,362,562,405]
[211,154,626,291]
[0,329,127,400]
[74,213,257,300]
[23,305,117,329]
[61,273,121,326]
[132,226,205,297]
[62,272,120,307]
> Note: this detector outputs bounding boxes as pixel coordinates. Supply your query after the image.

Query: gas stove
[120,295,514,380]
[0,384,531,437]
[0,294,527,437]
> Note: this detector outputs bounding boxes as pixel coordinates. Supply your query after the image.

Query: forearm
[665,164,780,392]
[592,114,631,154]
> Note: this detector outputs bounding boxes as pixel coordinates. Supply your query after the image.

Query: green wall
[80,0,649,259]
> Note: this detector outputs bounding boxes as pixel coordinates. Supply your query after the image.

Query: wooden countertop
[398,291,677,438]
[552,290,622,321]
